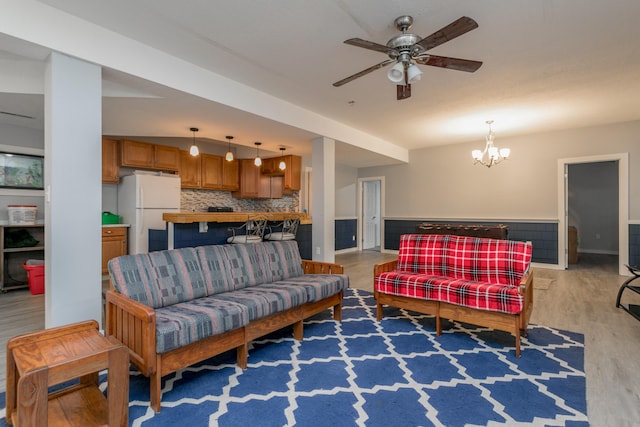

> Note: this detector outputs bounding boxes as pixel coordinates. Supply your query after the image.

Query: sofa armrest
[374,260,398,276]
[302,260,344,274]
[518,271,534,331]
[105,290,157,376]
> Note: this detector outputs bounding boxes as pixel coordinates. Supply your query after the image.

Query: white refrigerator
[118,171,181,254]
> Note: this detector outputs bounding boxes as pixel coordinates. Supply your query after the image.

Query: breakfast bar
[161,212,312,258]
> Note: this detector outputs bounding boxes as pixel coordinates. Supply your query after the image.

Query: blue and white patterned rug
[0,289,588,426]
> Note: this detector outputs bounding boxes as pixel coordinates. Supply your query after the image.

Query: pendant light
[189,127,200,156]
[254,142,262,167]
[278,147,286,171]
[225,135,234,161]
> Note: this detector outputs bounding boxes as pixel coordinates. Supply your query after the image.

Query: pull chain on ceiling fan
[333,15,483,100]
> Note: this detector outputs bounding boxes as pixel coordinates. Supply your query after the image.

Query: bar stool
[227,214,268,243]
[264,215,299,241]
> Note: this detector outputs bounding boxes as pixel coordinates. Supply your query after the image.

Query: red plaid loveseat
[374,234,533,357]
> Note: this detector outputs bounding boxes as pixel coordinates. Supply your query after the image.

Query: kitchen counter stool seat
[227,214,268,244]
[264,215,299,241]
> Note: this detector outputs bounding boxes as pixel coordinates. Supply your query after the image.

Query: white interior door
[362,180,380,250]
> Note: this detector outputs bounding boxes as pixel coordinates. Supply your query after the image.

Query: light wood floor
[1,251,639,426]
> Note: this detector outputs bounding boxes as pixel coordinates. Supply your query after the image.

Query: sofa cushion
[108,254,163,308]
[397,234,448,276]
[259,241,304,282]
[375,271,442,300]
[148,248,208,307]
[436,277,524,314]
[212,283,308,321]
[446,235,532,286]
[196,245,235,296]
[274,274,349,302]
[155,297,249,353]
[223,243,271,290]
[375,272,524,314]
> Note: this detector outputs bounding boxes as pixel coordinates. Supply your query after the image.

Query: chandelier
[472,120,510,168]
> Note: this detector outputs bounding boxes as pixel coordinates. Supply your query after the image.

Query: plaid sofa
[106,240,348,412]
[374,234,533,357]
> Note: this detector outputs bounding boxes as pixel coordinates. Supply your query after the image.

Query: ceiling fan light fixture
[225,135,234,161]
[407,64,423,83]
[254,141,262,167]
[189,127,199,157]
[387,62,405,83]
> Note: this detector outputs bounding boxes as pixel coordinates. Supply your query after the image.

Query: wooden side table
[6,320,129,426]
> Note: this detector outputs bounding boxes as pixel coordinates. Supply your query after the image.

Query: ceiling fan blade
[415,54,482,72]
[332,59,394,87]
[344,38,390,54]
[415,16,479,51]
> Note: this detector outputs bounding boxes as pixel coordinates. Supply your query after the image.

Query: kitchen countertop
[102,224,130,228]
[162,212,311,225]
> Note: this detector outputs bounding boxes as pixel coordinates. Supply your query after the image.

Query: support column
[311,137,335,263]
[44,52,102,328]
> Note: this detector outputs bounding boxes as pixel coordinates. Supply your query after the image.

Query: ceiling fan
[333,15,482,100]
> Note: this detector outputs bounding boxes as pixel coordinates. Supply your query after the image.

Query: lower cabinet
[102,227,127,274]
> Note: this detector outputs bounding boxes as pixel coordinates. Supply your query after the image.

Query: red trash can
[23,260,44,295]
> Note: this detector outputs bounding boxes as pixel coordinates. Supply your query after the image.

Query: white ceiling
[1,1,640,167]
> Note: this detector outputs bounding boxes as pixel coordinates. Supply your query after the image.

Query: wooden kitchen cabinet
[233,159,283,199]
[221,159,239,190]
[261,155,301,192]
[179,150,202,188]
[154,144,181,171]
[102,137,120,183]
[282,155,301,191]
[201,154,223,189]
[120,139,180,172]
[233,159,260,198]
[102,227,127,275]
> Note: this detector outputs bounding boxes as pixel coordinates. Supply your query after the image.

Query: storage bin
[8,205,38,225]
[23,259,44,295]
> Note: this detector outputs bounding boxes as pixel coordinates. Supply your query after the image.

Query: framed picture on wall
[0,152,44,190]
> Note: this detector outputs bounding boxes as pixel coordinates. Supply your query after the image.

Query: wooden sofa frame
[105,259,344,413]
[374,259,533,357]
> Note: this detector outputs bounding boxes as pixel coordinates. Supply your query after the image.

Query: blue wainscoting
[384,219,559,265]
[335,219,357,251]
[630,224,640,267]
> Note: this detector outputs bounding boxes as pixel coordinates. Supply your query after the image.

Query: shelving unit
[0,224,44,292]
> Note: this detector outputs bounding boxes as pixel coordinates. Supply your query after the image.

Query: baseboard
[335,247,358,255]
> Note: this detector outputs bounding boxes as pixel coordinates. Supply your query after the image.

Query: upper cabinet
[102,137,120,183]
[120,139,180,172]
[179,150,202,188]
[261,155,301,192]
[201,154,223,189]
[221,158,239,191]
[178,151,239,191]
[232,159,283,199]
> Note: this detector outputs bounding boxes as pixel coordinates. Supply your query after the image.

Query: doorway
[558,153,629,275]
[567,161,619,269]
[358,177,384,252]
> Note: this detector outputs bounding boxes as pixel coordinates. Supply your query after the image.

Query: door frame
[357,176,385,252]
[557,153,628,275]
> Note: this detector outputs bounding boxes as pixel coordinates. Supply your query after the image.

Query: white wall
[359,121,640,222]
[335,164,358,218]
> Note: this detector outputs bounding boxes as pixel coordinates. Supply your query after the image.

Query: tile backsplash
[181,189,300,212]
